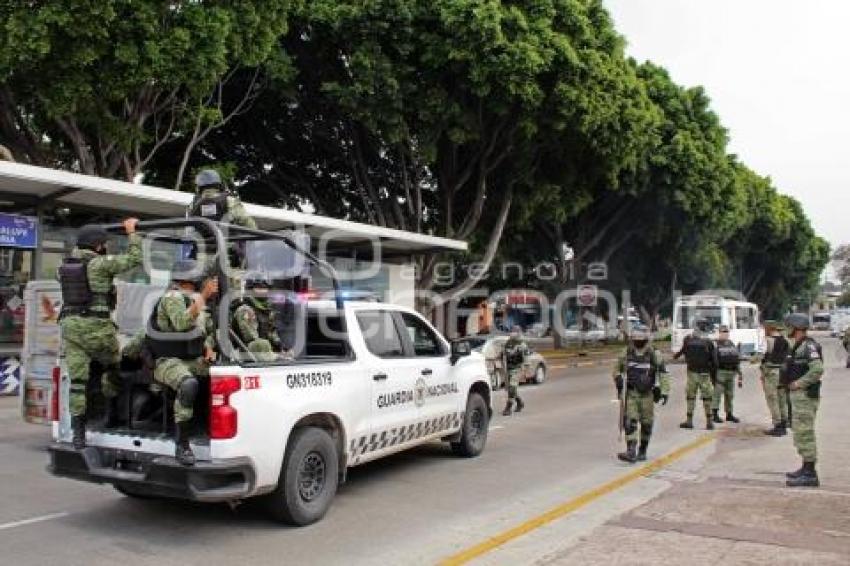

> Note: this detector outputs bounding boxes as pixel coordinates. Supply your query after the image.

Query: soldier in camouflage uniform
[231,275,283,362]
[711,325,742,424]
[187,169,257,229]
[59,218,141,449]
[501,326,527,416]
[673,318,717,430]
[760,320,790,436]
[782,313,825,488]
[149,259,219,465]
[613,328,670,463]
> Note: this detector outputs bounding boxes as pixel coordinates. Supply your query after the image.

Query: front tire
[451,393,489,457]
[265,427,339,526]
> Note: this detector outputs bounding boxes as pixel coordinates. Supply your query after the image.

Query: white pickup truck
[47,219,491,526]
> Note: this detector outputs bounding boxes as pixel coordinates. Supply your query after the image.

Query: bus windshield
[676,306,722,330]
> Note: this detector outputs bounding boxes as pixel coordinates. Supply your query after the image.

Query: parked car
[465,334,548,389]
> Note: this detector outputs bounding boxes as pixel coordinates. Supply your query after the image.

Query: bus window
[676,306,722,329]
[735,307,757,330]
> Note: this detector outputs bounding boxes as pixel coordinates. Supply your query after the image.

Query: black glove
[660,394,669,405]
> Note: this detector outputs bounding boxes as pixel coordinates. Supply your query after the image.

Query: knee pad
[178,377,199,407]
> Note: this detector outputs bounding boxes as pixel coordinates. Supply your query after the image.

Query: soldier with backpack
[673,318,718,430]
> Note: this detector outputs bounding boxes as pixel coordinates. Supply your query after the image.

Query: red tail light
[210,376,241,439]
[50,367,60,422]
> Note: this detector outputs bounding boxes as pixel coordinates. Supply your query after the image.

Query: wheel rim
[298,451,327,502]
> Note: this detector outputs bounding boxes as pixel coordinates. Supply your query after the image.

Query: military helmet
[195,169,223,189]
[694,318,712,332]
[171,258,205,286]
[784,313,810,331]
[76,224,110,250]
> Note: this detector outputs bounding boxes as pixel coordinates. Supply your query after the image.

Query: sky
[604,0,850,249]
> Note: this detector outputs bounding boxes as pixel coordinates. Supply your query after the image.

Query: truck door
[354,310,421,461]
[396,312,457,427]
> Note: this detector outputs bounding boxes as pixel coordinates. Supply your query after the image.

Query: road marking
[0,512,70,531]
[549,364,568,369]
[439,433,716,566]
[490,425,504,431]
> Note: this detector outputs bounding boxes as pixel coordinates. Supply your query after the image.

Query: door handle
[373,373,388,381]
[421,368,433,376]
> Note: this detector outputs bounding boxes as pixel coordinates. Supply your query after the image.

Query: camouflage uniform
[674,332,717,429]
[502,336,528,415]
[60,233,143,417]
[233,298,279,362]
[712,338,741,421]
[191,188,257,229]
[785,338,824,464]
[760,332,789,434]
[614,346,670,461]
[152,290,216,423]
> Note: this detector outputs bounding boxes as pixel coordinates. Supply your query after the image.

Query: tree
[0,1,294,186]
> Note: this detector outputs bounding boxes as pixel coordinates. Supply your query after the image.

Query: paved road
[0,340,828,566]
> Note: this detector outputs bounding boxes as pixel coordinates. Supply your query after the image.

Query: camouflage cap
[784,313,810,330]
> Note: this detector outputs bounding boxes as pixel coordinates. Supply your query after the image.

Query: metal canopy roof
[0,161,466,258]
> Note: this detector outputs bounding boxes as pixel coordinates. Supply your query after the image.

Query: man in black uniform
[673,318,718,430]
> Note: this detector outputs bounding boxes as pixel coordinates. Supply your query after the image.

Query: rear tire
[265,427,339,526]
[451,393,489,457]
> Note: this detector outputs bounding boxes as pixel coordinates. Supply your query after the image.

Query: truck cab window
[357,311,405,358]
[400,312,445,357]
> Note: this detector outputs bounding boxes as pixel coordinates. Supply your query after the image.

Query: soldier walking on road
[613,329,670,463]
[58,218,141,449]
[673,318,717,430]
[502,326,527,416]
[146,259,219,465]
[782,313,824,488]
[712,325,742,424]
[761,320,790,436]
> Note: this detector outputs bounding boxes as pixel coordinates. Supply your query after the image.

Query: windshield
[675,306,722,330]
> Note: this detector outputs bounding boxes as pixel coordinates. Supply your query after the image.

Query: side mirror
[450,340,472,365]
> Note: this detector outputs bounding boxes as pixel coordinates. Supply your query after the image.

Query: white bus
[671,295,765,357]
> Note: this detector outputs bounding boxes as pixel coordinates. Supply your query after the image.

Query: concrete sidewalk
[540,343,850,565]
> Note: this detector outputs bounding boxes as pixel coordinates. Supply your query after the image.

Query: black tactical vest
[716,339,740,370]
[625,348,656,393]
[781,338,822,386]
[764,335,790,366]
[145,294,206,359]
[190,191,229,222]
[684,336,713,372]
[58,256,115,318]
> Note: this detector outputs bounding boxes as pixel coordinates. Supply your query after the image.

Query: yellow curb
[438,433,717,566]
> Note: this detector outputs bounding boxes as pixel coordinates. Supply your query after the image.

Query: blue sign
[0,213,38,249]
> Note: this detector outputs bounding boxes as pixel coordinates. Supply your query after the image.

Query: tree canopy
[0,0,829,317]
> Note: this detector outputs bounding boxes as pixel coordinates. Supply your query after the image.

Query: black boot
[175,422,195,466]
[617,441,637,464]
[787,461,819,487]
[712,409,723,424]
[637,440,649,461]
[725,413,740,423]
[785,464,805,479]
[515,397,525,413]
[765,420,787,437]
[679,416,693,429]
[502,399,513,417]
[71,415,86,450]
